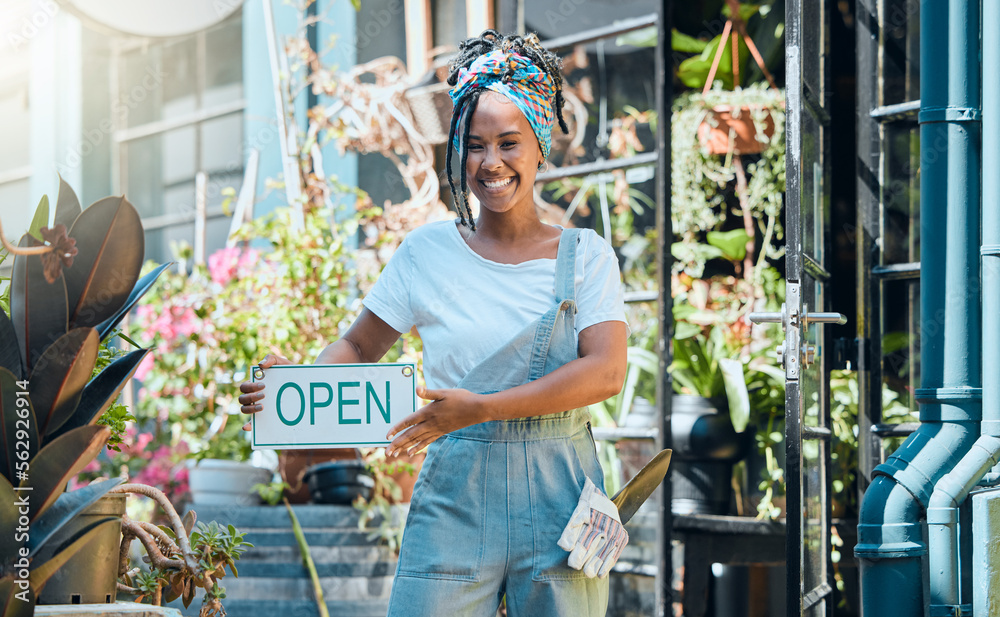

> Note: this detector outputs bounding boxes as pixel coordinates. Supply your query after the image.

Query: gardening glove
[557,476,629,578]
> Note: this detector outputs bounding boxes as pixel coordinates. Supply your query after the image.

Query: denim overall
[386,228,610,617]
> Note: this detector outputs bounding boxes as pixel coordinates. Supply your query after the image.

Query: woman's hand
[385,386,491,457]
[238,354,292,430]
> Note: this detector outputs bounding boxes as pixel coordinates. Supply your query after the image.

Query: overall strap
[554,228,582,303]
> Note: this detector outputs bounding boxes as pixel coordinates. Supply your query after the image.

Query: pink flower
[208,247,242,285]
[171,306,200,338]
[134,352,154,382]
[135,432,154,451]
[237,248,260,275]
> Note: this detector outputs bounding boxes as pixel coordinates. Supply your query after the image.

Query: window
[0,55,32,243]
[112,10,245,265]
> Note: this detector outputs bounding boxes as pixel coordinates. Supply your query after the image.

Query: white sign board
[251,363,417,450]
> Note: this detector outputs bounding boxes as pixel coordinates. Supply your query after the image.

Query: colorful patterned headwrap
[449,50,556,159]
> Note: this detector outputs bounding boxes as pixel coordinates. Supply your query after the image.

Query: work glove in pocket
[557,476,629,578]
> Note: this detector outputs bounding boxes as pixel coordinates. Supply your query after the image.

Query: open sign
[251,363,417,449]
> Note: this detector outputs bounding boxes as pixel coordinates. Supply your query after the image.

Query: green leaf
[0,476,18,559]
[0,307,24,379]
[0,367,38,484]
[671,28,708,53]
[706,229,751,261]
[21,425,110,522]
[0,576,35,617]
[672,241,724,263]
[53,177,82,231]
[882,331,911,355]
[28,196,50,242]
[721,2,762,23]
[47,349,147,442]
[65,196,144,330]
[719,358,750,432]
[677,33,750,90]
[27,477,123,557]
[616,25,657,48]
[28,328,99,437]
[673,321,702,340]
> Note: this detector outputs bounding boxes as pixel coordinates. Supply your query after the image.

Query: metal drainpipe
[856,1,983,615]
[927,2,999,614]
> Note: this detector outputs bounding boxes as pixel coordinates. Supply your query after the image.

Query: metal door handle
[749,302,793,328]
[804,312,847,326]
[745,291,847,375]
[748,311,783,324]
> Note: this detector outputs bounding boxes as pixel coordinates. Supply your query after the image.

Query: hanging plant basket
[697,104,776,155]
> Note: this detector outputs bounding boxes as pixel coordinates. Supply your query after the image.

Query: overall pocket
[396,437,489,581]
[527,429,605,581]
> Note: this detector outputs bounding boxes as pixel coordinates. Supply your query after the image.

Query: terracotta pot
[697,105,776,155]
[278,448,359,503]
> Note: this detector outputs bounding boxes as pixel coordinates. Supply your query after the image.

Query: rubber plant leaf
[27,195,50,243]
[21,425,110,522]
[96,262,171,341]
[53,176,82,231]
[10,235,69,373]
[46,348,148,442]
[0,308,24,380]
[65,196,144,330]
[0,367,39,485]
[28,328,98,437]
[0,577,35,617]
[27,477,123,557]
[29,517,119,597]
[0,476,17,561]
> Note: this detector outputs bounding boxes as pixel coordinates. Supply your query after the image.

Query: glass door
[751,0,843,614]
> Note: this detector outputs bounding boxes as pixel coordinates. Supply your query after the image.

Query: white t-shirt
[362,220,627,390]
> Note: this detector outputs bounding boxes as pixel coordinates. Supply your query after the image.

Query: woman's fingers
[416,386,445,401]
[388,427,435,457]
[238,355,288,415]
[238,389,265,414]
[386,409,427,440]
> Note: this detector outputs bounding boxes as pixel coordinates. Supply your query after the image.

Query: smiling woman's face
[464,91,544,216]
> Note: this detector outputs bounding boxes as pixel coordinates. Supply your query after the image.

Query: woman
[239,30,630,616]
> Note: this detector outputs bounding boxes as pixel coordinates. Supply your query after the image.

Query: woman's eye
[468,144,484,151]
[502,141,517,148]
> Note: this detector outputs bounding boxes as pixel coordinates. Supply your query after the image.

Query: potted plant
[108,482,251,615]
[0,180,168,613]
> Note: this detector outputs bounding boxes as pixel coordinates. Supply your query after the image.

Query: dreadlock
[445,30,568,230]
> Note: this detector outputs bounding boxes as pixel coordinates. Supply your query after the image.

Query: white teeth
[483,177,513,189]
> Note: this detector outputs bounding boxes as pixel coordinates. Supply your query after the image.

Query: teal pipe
[980,0,1000,449]
[857,0,982,615]
[927,2,1000,613]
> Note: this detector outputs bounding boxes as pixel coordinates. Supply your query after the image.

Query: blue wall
[243,0,358,219]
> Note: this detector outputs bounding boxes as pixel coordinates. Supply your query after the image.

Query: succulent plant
[0,179,167,614]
